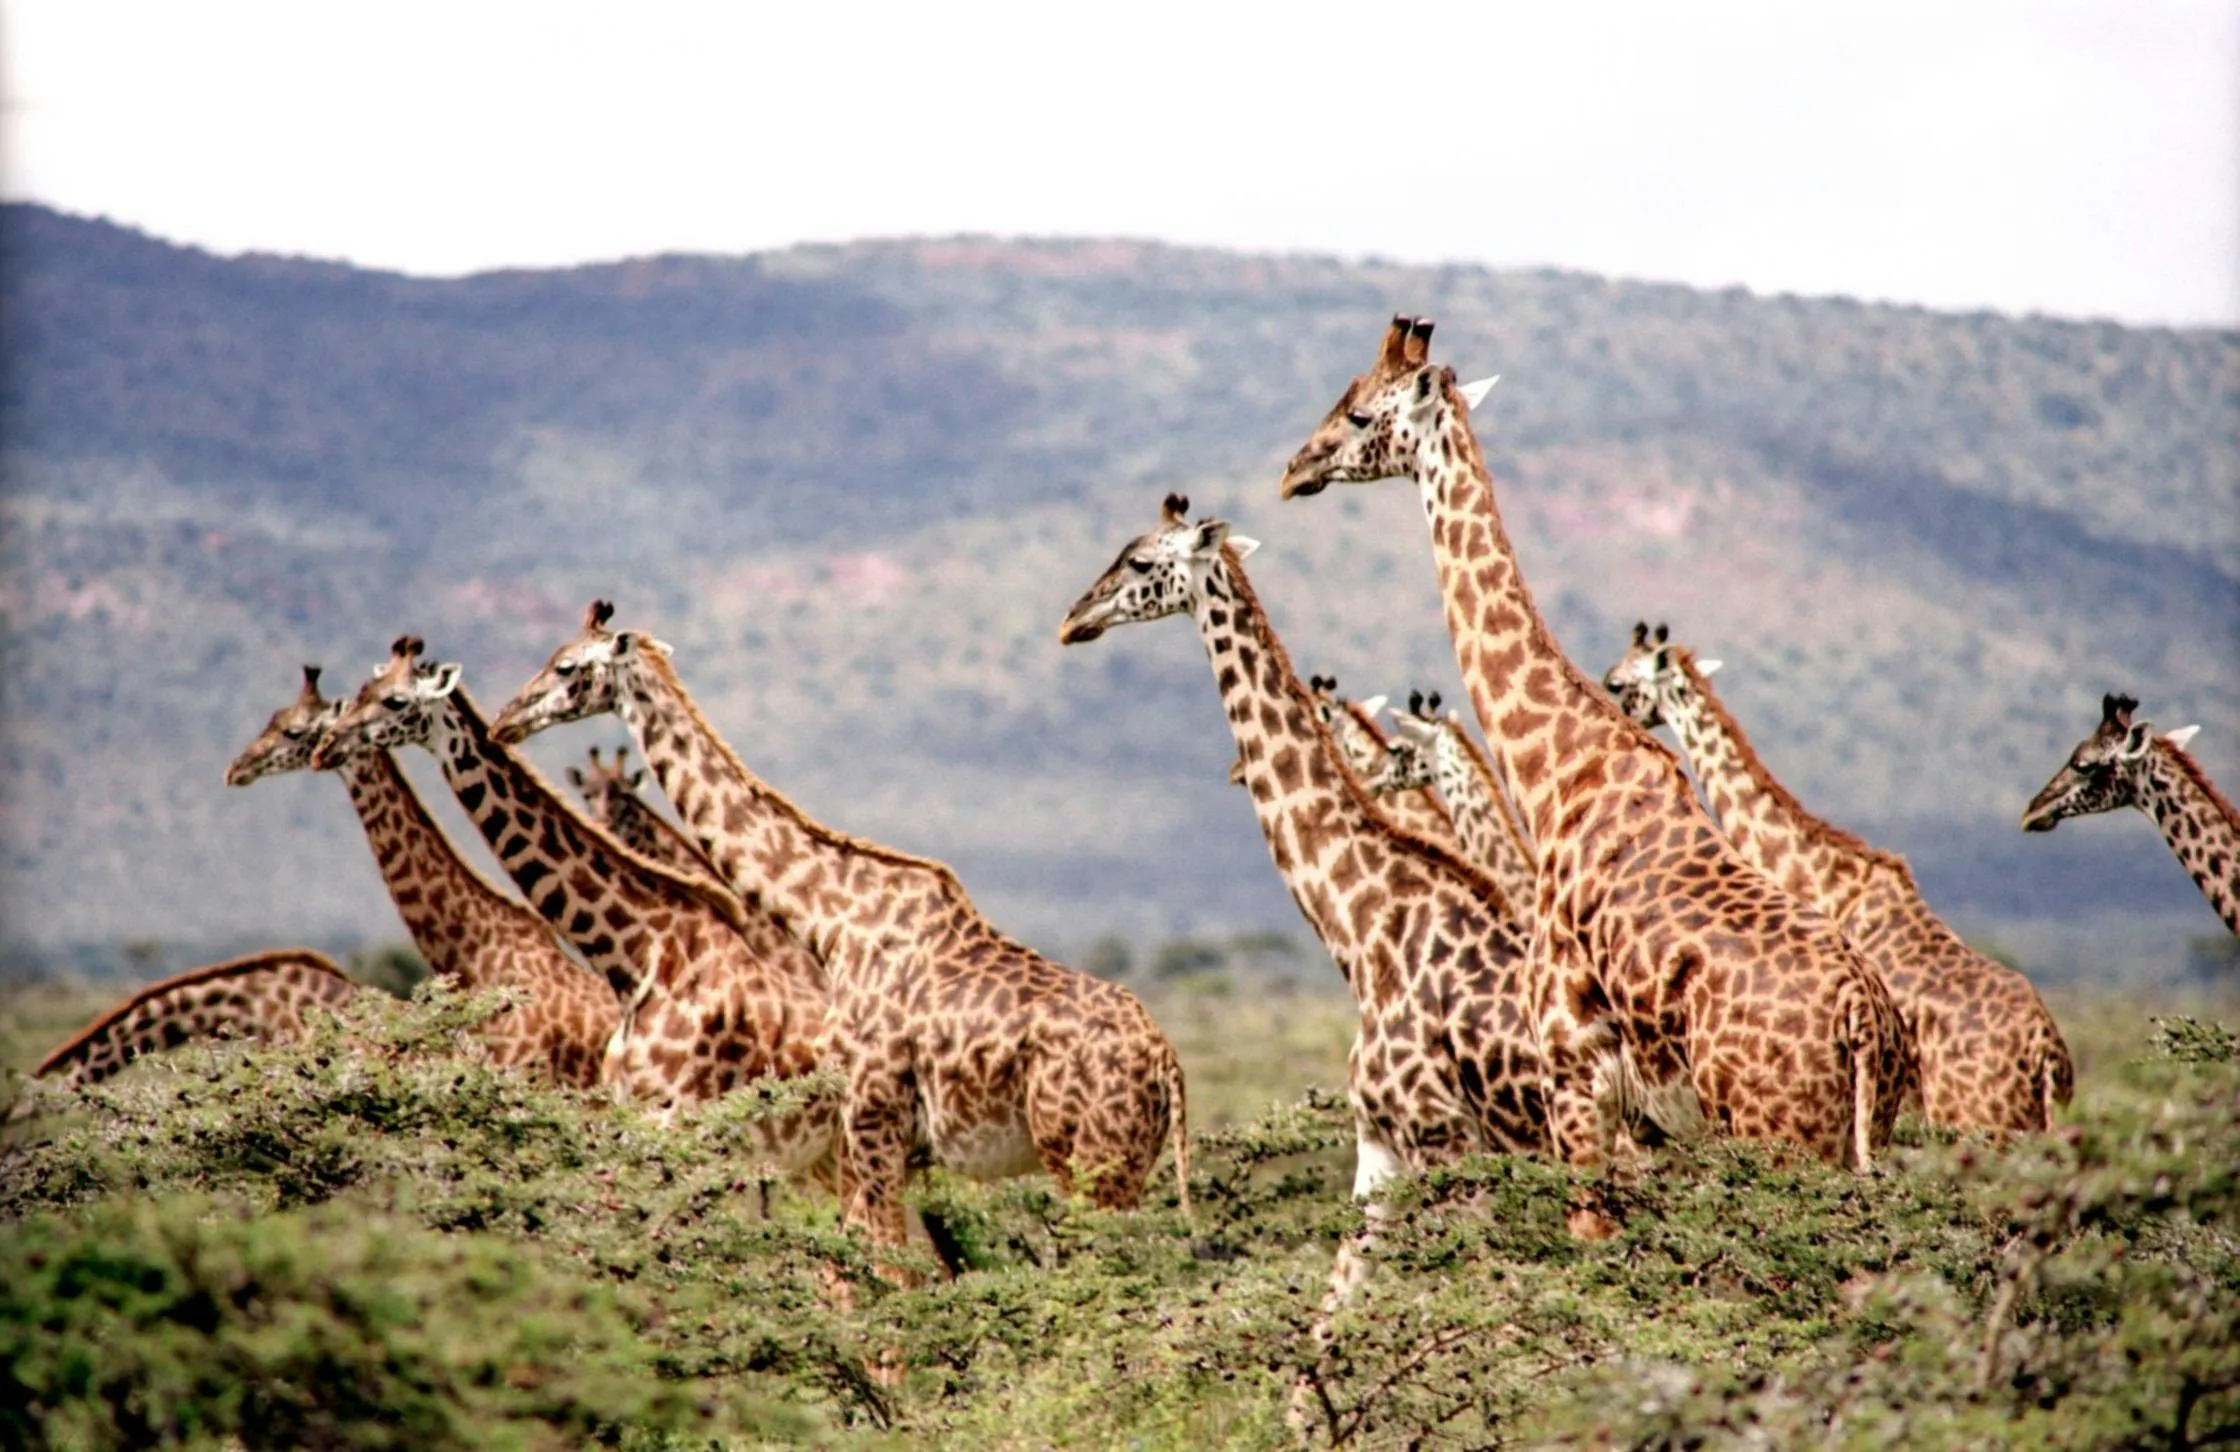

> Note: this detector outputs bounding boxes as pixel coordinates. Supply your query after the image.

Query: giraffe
[1376,690,1540,936]
[2025,693,2236,937]
[568,744,724,887]
[1059,494,1558,1393]
[1280,316,1911,1172]
[310,639,837,1177]
[1304,675,1467,857]
[33,949,359,1087]
[225,663,620,1088]
[488,601,1190,1275]
[1604,624,2072,1131]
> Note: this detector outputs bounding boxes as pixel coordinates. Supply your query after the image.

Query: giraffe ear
[2118,722,2155,760]
[1698,659,1724,677]
[565,766,586,788]
[1458,375,1500,409]
[2165,725,2202,751]
[626,769,646,789]
[422,662,464,699]
[1358,694,1388,719]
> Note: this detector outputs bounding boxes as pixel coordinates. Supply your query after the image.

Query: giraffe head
[1600,622,1722,729]
[2021,693,2203,831]
[1056,493,1258,644]
[1374,691,1446,795]
[311,636,462,767]
[568,744,647,824]
[225,664,346,786]
[491,599,672,745]
[1280,314,1457,499]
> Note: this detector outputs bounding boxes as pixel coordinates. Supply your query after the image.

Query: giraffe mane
[636,650,975,899]
[1674,649,1913,882]
[2158,733,2240,835]
[32,949,352,1077]
[1216,543,1526,921]
[445,684,759,936]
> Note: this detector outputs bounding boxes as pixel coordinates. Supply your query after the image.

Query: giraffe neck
[1432,725,1538,908]
[1654,655,1859,906]
[1191,551,1441,995]
[614,656,950,968]
[1410,402,1673,845]
[594,789,720,885]
[337,750,545,987]
[424,689,735,998]
[2137,742,2240,934]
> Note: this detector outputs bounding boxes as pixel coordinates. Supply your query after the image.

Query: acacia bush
[1,985,2234,1448]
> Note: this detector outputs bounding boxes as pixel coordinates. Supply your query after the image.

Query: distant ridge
[2,201,2234,980]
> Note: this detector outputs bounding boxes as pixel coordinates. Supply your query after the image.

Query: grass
[1,971,2235,1448]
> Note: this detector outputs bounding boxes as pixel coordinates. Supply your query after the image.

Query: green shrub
[0,1197,701,1450]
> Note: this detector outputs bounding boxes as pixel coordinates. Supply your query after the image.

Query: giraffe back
[34,950,360,1086]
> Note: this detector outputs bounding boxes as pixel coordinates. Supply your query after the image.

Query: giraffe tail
[1162,1044,1193,1219]
[2040,1023,2076,1128]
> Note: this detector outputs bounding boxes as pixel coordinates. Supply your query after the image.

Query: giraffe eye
[554,660,576,677]
[383,694,410,709]
[1346,410,1374,429]
[1127,557,1154,574]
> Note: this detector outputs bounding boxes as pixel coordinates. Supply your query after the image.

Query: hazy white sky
[4,0,2235,326]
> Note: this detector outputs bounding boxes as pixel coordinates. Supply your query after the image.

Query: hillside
[2,204,2235,980]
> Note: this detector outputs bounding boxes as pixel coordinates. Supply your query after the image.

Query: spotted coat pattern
[1605,629,2069,1132]
[569,744,725,888]
[1281,316,1911,1171]
[34,950,360,1086]
[489,605,1190,1271]
[1060,499,1548,1173]
[315,642,836,1172]
[1377,696,1540,937]
[1311,679,1469,858]
[225,665,620,1088]
[2025,693,2238,937]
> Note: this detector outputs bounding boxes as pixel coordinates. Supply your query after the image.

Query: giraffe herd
[26,315,2233,1310]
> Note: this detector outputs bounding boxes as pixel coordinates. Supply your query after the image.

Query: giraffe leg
[1289,1129,1408,1441]
[1529,933,1631,1241]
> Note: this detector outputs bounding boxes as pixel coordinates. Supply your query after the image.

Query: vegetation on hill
[1,979,2233,1447]
[1,203,2235,976]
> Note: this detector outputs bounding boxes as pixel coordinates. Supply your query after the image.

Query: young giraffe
[1375,691,1541,937]
[1281,316,1911,1172]
[1604,624,2072,1131]
[33,950,359,1087]
[568,744,724,887]
[490,601,1190,1273]
[2025,693,2235,937]
[312,639,837,1174]
[226,664,619,1088]
[1305,675,1467,857]
[1059,496,1555,1370]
